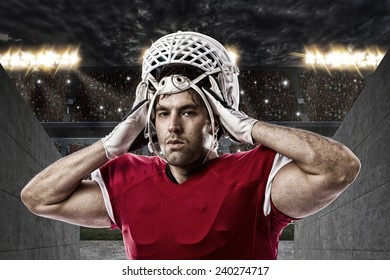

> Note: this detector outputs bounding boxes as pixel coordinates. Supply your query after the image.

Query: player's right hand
[101,82,150,159]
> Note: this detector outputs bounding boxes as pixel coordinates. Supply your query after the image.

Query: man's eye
[158,112,169,117]
[183,111,196,116]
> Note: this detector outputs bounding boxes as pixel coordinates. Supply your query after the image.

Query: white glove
[101,82,150,159]
[203,87,257,144]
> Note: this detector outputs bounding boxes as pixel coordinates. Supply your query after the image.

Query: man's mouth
[166,139,185,149]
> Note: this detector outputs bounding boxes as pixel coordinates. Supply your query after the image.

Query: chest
[118,176,265,259]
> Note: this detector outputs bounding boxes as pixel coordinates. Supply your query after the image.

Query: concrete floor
[80,240,294,260]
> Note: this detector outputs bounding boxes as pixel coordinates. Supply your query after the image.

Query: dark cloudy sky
[0,0,389,67]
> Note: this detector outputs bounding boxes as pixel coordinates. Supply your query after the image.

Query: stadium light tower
[0,46,81,72]
[225,46,239,64]
[302,45,385,71]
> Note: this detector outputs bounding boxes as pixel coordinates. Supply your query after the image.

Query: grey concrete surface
[80,240,294,260]
[0,65,79,259]
[294,52,390,259]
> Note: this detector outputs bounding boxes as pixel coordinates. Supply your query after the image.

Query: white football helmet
[141,31,241,159]
[142,31,240,110]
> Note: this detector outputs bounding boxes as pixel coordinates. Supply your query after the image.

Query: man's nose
[168,113,182,133]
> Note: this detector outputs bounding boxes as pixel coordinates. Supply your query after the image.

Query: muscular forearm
[21,141,108,213]
[251,121,360,184]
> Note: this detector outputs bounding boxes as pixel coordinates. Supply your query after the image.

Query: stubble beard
[161,139,209,168]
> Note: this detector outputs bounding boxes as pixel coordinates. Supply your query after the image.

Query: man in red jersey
[21,31,360,259]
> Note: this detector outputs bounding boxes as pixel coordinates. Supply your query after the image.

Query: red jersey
[92,145,294,259]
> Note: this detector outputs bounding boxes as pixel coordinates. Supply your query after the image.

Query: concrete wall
[0,65,79,259]
[294,52,390,259]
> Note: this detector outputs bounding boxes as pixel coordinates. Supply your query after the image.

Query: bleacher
[7,67,367,155]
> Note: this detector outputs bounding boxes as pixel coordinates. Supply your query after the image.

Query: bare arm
[203,86,360,218]
[251,121,361,219]
[20,141,111,228]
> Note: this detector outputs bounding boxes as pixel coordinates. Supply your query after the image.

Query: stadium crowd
[9,67,365,123]
[9,68,141,122]
[239,69,299,121]
[71,69,141,122]
[7,67,366,155]
[299,70,365,121]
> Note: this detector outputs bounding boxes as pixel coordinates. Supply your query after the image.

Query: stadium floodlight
[226,46,239,64]
[302,45,385,70]
[0,46,80,71]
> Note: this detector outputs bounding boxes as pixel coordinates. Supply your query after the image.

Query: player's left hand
[202,86,257,144]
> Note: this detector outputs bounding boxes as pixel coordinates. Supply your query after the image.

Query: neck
[168,150,218,184]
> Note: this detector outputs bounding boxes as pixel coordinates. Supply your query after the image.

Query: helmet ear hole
[214,117,220,133]
[226,86,234,106]
[217,73,226,102]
